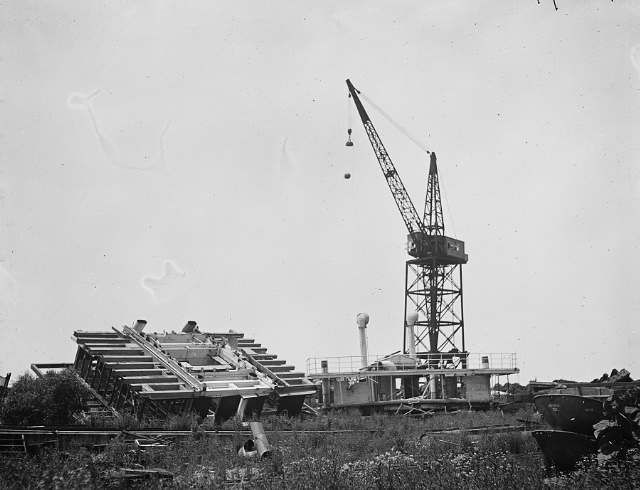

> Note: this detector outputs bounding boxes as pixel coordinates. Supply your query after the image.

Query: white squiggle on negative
[631,44,640,77]
[67,90,170,172]
[142,260,188,303]
[630,45,640,201]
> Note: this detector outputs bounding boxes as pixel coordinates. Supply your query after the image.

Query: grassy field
[0,407,638,489]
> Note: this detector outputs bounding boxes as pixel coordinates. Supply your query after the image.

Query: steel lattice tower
[403,153,467,361]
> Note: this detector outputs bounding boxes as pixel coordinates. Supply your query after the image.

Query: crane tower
[346,79,468,364]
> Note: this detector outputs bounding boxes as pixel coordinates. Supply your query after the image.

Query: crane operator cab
[407,233,468,264]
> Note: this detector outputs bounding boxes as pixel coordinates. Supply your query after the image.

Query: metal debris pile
[591,368,633,384]
[594,386,640,462]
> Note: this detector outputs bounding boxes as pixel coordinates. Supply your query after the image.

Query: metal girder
[346,79,426,248]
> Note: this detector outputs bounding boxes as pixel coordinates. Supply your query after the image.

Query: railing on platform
[306,353,518,376]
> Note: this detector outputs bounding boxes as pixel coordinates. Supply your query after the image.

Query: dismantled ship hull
[34,321,316,422]
[533,394,606,436]
[532,430,598,471]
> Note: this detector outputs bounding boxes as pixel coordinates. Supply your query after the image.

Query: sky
[1,0,639,387]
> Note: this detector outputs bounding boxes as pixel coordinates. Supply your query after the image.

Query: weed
[1,409,637,489]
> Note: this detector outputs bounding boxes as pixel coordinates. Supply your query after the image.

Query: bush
[0,369,92,425]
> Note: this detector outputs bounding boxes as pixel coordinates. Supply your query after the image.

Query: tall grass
[0,408,636,489]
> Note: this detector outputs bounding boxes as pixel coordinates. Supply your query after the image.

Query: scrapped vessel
[533,393,607,435]
[531,430,598,471]
[31,320,316,422]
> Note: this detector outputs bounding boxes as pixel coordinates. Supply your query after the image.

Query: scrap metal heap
[63,320,316,421]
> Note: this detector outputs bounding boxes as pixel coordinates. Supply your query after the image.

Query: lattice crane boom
[346,79,426,250]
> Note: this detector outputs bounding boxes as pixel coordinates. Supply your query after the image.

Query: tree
[497,382,528,395]
[0,369,92,425]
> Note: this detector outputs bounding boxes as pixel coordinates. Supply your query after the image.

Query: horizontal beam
[308,368,519,380]
[31,363,72,377]
[129,383,187,391]
[112,369,166,377]
[86,347,146,355]
[275,388,317,397]
[121,376,180,384]
[103,362,158,370]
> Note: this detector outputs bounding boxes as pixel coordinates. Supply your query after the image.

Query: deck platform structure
[307,352,519,413]
[32,320,316,421]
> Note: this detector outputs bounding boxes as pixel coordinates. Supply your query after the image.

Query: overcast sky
[1,1,639,386]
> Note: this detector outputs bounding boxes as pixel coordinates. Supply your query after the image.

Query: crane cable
[346,100,399,277]
[349,130,392,277]
[352,90,460,240]
[357,91,432,154]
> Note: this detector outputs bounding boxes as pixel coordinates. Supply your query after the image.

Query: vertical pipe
[429,376,437,400]
[356,313,370,368]
[406,312,419,360]
[403,262,409,354]
[459,267,465,352]
[321,360,331,409]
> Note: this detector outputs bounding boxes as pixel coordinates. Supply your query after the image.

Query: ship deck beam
[308,368,519,380]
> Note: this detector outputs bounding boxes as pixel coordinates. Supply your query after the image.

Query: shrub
[0,369,92,425]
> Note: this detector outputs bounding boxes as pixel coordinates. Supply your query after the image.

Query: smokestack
[132,319,147,334]
[356,313,370,368]
[406,312,419,360]
[182,321,198,333]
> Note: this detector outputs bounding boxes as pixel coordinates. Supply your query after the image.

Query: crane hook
[345,128,354,147]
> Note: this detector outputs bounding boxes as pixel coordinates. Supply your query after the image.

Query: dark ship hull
[533,394,605,436]
[532,430,597,471]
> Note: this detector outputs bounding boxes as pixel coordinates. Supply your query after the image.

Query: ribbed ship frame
[49,321,316,421]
